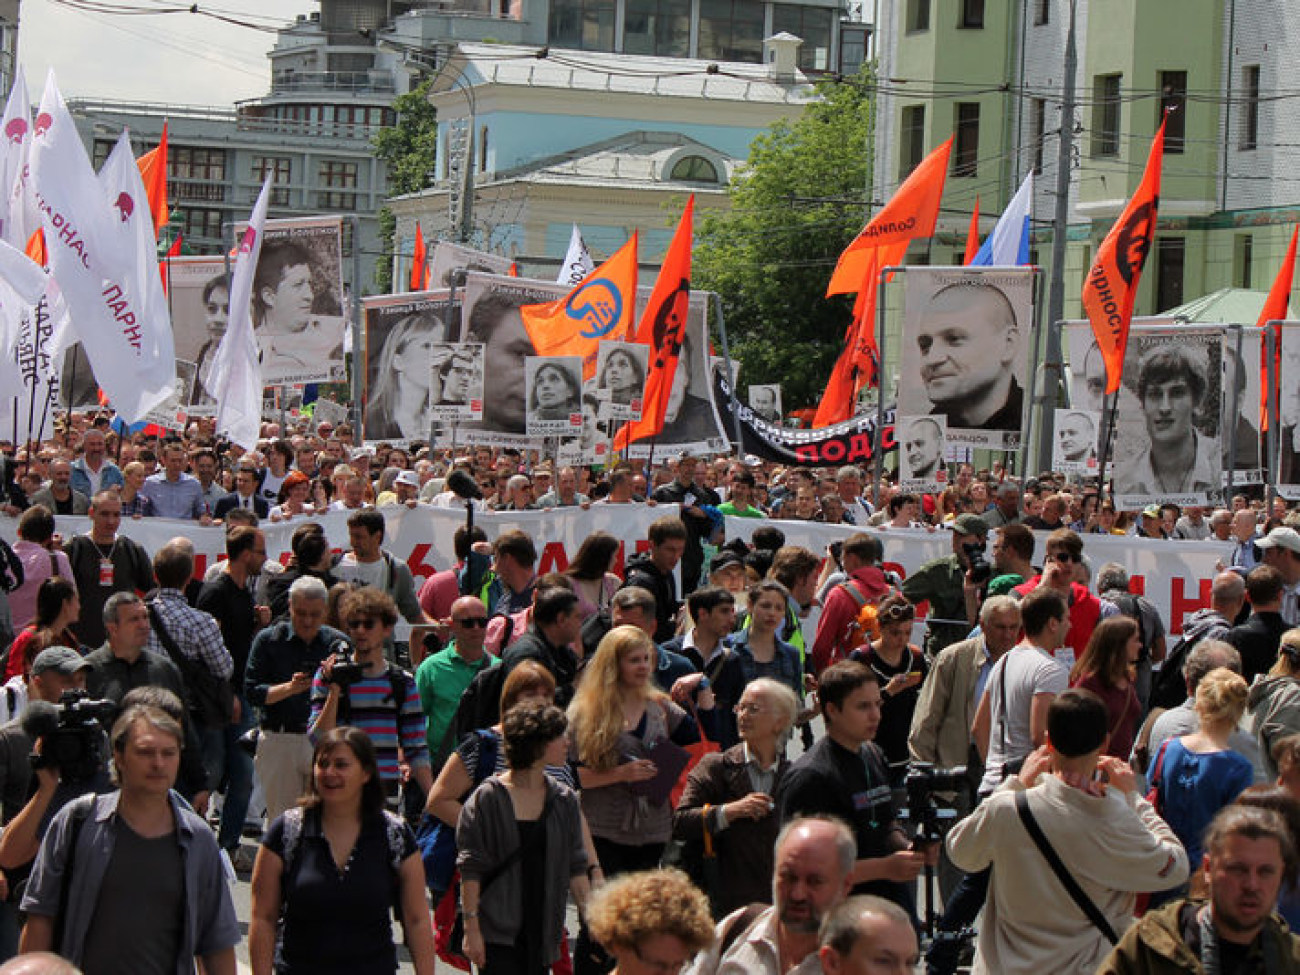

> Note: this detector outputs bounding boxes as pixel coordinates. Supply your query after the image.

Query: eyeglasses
[1051,552,1081,564]
[454,617,489,628]
[346,618,379,630]
[734,702,767,715]
[631,944,690,974]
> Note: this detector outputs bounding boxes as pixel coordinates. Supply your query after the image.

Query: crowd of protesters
[0,407,1299,973]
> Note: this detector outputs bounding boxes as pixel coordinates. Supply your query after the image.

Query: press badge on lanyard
[99,559,114,586]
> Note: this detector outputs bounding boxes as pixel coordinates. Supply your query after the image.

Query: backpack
[837,581,882,658]
[452,660,508,738]
[1108,593,1149,659]
[146,600,234,729]
[281,806,408,916]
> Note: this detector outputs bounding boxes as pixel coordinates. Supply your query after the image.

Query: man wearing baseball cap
[1257,527,1300,626]
[903,513,990,658]
[388,469,422,509]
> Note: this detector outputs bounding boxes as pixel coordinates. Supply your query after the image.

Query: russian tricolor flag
[970,173,1034,266]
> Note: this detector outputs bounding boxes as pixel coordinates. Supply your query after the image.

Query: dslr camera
[962,542,992,585]
[25,689,116,783]
[328,644,365,688]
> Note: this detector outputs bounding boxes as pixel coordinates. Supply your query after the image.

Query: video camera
[904,762,973,844]
[962,542,992,585]
[327,642,365,689]
[22,689,116,783]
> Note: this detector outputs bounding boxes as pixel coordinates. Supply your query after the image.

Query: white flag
[28,70,174,424]
[557,224,594,285]
[970,172,1034,267]
[208,178,271,449]
[0,67,35,250]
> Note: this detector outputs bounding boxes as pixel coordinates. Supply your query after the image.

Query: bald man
[915,283,1024,430]
[413,595,498,768]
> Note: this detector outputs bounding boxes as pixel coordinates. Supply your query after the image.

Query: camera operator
[902,514,989,659]
[947,689,1188,974]
[0,650,112,960]
[309,587,430,810]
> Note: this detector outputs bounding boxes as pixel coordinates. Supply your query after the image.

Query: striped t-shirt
[310,667,429,789]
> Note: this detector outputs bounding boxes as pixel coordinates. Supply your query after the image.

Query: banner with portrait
[427,241,514,291]
[361,291,457,445]
[244,216,347,386]
[427,342,483,423]
[1278,322,1300,499]
[897,414,948,492]
[525,355,583,437]
[897,267,1034,451]
[1112,325,1224,509]
[594,340,647,422]
[162,256,230,415]
[1052,408,1101,475]
[1218,326,1266,487]
[747,384,782,425]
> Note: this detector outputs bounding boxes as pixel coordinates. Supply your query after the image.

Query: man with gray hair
[818,895,918,975]
[244,576,347,819]
[686,816,857,975]
[835,466,874,526]
[83,592,186,708]
[982,481,1023,528]
[1096,562,1167,713]
[1137,639,1264,783]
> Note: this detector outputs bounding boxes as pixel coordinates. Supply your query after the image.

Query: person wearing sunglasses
[415,595,499,774]
[309,586,432,808]
[1012,529,1107,674]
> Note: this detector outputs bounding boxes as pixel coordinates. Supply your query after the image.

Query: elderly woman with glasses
[850,594,928,784]
[672,678,799,917]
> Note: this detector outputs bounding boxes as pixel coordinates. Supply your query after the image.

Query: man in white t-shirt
[334,509,429,644]
[928,588,1071,975]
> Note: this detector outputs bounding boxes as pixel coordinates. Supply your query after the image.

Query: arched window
[670,155,719,183]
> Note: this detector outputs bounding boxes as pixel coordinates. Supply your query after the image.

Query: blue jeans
[203,694,256,852]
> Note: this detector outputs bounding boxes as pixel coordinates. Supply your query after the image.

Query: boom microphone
[447,469,482,501]
[21,700,60,740]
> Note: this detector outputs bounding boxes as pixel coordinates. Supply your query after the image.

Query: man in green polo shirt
[415,595,498,769]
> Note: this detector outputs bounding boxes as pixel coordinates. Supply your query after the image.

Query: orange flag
[136,122,169,240]
[1257,225,1298,429]
[826,138,953,296]
[409,222,427,291]
[521,233,638,379]
[615,197,694,450]
[24,229,45,268]
[1081,120,1165,396]
[963,197,981,265]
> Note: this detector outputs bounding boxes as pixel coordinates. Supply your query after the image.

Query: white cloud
[19,0,313,105]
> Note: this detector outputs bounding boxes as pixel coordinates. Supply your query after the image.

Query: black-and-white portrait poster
[748,384,782,425]
[164,256,229,415]
[595,340,648,422]
[897,267,1033,450]
[1277,323,1300,499]
[1220,328,1264,485]
[361,292,457,445]
[457,272,569,448]
[526,356,583,437]
[1112,326,1224,509]
[428,342,484,421]
[621,289,729,458]
[58,344,99,410]
[1052,408,1100,475]
[244,216,347,386]
[898,414,948,493]
[141,359,196,431]
[428,241,513,291]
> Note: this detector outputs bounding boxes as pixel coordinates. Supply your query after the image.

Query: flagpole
[872,264,892,497]
[1225,324,1243,502]
[1267,323,1280,513]
[1096,390,1118,506]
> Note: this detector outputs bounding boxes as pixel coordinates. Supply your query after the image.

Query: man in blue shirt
[140,443,210,521]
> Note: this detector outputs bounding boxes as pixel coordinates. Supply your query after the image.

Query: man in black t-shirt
[779,660,934,919]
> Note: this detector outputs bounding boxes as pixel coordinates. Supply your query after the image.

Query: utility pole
[1036,0,1078,473]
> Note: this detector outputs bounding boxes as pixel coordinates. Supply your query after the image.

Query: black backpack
[452,661,508,739]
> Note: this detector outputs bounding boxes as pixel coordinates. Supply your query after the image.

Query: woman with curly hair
[586,869,714,974]
[568,626,707,877]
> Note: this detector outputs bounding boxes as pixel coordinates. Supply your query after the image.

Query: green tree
[695,74,873,409]
[372,80,439,292]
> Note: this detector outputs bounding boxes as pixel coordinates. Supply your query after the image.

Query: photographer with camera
[309,587,431,809]
[902,514,990,659]
[0,649,108,962]
[947,689,1188,975]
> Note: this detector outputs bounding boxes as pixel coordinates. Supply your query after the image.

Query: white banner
[725,517,1230,638]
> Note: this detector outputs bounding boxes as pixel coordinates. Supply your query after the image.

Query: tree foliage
[695,74,874,409]
[371,80,439,291]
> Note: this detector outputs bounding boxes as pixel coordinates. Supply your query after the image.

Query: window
[1242,64,1261,151]
[1159,70,1187,153]
[959,0,985,29]
[1154,236,1185,311]
[1234,234,1253,289]
[953,103,980,177]
[317,159,358,211]
[900,105,926,176]
[772,4,834,71]
[840,26,869,77]
[92,140,114,169]
[175,207,223,243]
[1092,74,1121,157]
[698,0,764,63]
[548,0,616,51]
[624,0,690,57]
[906,0,930,32]
[170,147,226,182]
[1034,0,1049,25]
[253,156,292,207]
[1030,98,1046,175]
[670,155,719,183]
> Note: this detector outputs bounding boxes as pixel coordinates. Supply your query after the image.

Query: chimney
[764,32,802,83]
